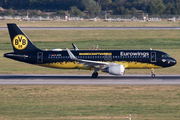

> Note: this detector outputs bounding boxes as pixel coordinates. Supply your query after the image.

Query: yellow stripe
[114,61,162,69]
[37,61,162,70]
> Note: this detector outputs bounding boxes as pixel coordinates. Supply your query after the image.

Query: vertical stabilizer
[7,23,39,53]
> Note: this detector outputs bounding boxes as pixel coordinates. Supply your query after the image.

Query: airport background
[1,0,180,21]
[1,0,180,120]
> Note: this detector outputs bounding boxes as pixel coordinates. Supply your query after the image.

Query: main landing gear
[151,68,155,78]
[92,72,98,78]
[92,68,99,78]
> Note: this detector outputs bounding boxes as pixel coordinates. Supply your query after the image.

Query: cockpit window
[162,54,170,58]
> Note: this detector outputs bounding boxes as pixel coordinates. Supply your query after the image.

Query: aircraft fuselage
[4,49,176,70]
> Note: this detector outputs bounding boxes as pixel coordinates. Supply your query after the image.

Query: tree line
[0,0,180,16]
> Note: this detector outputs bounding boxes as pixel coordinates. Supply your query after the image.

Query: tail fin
[7,23,39,53]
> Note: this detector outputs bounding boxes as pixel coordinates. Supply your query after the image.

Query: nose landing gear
[151,68,155,78]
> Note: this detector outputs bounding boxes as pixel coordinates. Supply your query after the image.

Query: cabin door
[151,52,156,62]
[37,52,43,63]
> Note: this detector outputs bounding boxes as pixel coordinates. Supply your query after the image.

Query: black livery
[4,24,177,78]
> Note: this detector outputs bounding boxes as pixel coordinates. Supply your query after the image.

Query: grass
[0,85,180,120]
[0,30,180,74]
[0,19,180,27]
[1,30,180,49]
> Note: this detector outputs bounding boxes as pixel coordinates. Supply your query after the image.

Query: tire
[92,72,98,78]
[151,74,155,78]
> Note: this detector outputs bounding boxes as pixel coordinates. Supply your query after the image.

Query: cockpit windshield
[162,54,170,58]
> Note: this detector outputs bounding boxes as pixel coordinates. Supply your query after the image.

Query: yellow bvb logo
[13,35,28,50]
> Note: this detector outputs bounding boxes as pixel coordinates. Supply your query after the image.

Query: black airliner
[4,23,177,78]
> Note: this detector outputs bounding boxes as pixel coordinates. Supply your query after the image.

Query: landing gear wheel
[92,72,98,78]
[151,74,155,78]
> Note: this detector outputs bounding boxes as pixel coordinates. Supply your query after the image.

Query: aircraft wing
[66,48,115,68]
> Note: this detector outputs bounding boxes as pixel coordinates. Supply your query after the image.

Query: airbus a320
[4,24,177,78]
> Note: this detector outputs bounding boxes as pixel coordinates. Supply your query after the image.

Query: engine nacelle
[102,65,125,75]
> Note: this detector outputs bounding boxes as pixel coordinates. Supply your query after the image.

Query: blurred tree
[56,10,65,16]
[29,10,38,17]
[165,3,175,14]
[113,6,129,15]
[69,6,83,16]
[0,0,180,15]
[3,9,14,16]
[146,0,166,14]
[130,7,137,15]
[101,0,112,3]
[82,0,101,16]
[174,0,180,14]
[115,0,126,4]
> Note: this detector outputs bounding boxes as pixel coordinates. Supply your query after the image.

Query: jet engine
[102,65,125,75]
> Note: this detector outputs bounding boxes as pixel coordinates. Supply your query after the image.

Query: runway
[1,74,180,85]
[0,27,180,30]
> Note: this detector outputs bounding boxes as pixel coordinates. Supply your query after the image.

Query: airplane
[4,23,177,78]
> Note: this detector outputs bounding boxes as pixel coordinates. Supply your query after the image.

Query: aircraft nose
[171,58,177,66]
[174,59,177,65]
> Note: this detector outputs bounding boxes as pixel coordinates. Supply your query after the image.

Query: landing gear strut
[151,68,155,78]
[92,68,99,78]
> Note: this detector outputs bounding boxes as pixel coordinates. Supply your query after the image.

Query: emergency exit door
[151,52,156,62]
[37,52,43,63]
